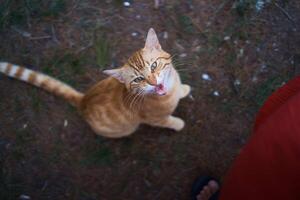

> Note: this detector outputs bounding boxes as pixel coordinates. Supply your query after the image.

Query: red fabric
[220,76,300,200]
[254,76,300,131]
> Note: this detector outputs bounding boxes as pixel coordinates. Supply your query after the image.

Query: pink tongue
[155,84,166,95]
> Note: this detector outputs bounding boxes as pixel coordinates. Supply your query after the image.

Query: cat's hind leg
[180,84,191,99]
[147,116,185,131]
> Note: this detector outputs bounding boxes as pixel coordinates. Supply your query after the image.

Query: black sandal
[191,176,220,200]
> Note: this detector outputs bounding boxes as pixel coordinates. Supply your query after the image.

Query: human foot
[196,180,219,200]
[191,176,220,200]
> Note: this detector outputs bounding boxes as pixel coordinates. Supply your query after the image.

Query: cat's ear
[103,69,125,83]
[144,28,161,50]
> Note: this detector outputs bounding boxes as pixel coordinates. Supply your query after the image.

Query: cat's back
[80,77,124,110]
[79,77,139,137]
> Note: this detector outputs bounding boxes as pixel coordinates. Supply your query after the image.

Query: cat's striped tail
[0,62,83,107]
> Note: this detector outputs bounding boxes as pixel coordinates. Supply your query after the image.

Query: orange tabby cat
[0,28,191,138]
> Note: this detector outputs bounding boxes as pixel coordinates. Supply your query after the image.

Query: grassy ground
[0,0,299,199]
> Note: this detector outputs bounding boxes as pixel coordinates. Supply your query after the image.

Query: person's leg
[219,76,300,200]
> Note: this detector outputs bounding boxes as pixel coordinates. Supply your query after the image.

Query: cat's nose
[147,75,157,86]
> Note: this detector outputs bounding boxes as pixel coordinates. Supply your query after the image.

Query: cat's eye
[151,61,157,71]
[133,77,144,83]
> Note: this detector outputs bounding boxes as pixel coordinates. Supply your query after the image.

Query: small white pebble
[201,73,212,81]
[291,60,294,64]
[252,76,258,82]
[179,53,187,58]
[213,91,220,96]
[238,48,244,57]
[194,45,201,52]
[23,124,28,129]
[136,15,141,19]
[224,36,231,41]
[260,63,267,72]
[123,1,130,7]
[163,31,168,39]
[13,27,31,38]
[256,0,265,11]
[234,79,241,86]
[64,120,68,128]
[22,32,31,38]
[188,94,195,101]
[131,32,138,37]
[19,195,31,200]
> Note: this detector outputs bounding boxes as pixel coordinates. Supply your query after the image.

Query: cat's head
[103,28,173,96]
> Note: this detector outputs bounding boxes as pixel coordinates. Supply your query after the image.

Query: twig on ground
[51,25,60,44]
[12,27,32,38]
[41,181,48,191]
[75,41,94,54]
[274,2,295,25]
[65,0,80,17]
[29,36,52,40]
[190,17,206,35]
[12,26,51,40]
[188,94,195,101]
[25,9,31,28]
[210,0,231,23]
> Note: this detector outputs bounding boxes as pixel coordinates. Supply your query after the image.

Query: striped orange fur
[0,62,83,106]
[0,28,191,138]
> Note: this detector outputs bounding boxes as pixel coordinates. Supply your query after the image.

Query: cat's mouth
[154,84,166,95]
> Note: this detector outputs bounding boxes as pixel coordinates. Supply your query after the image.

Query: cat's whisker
[172,61,196,66]
[140,93,146,111]
[136,89,145,111]
[173,65,194,71]
[172,61,194,67]
[123,92,132,106]
[176,68,200,72]
[130,90,143,112]
[124,92,136,111]
[170,54,178,61]
[124,92,136,120]
[126,94,137,109]
[134,90,145,112]
[173,61,193,66]
[127,92,137,110]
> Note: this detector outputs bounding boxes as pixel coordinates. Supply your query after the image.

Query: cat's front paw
[180,84,191,98]
[173,118,185,131]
